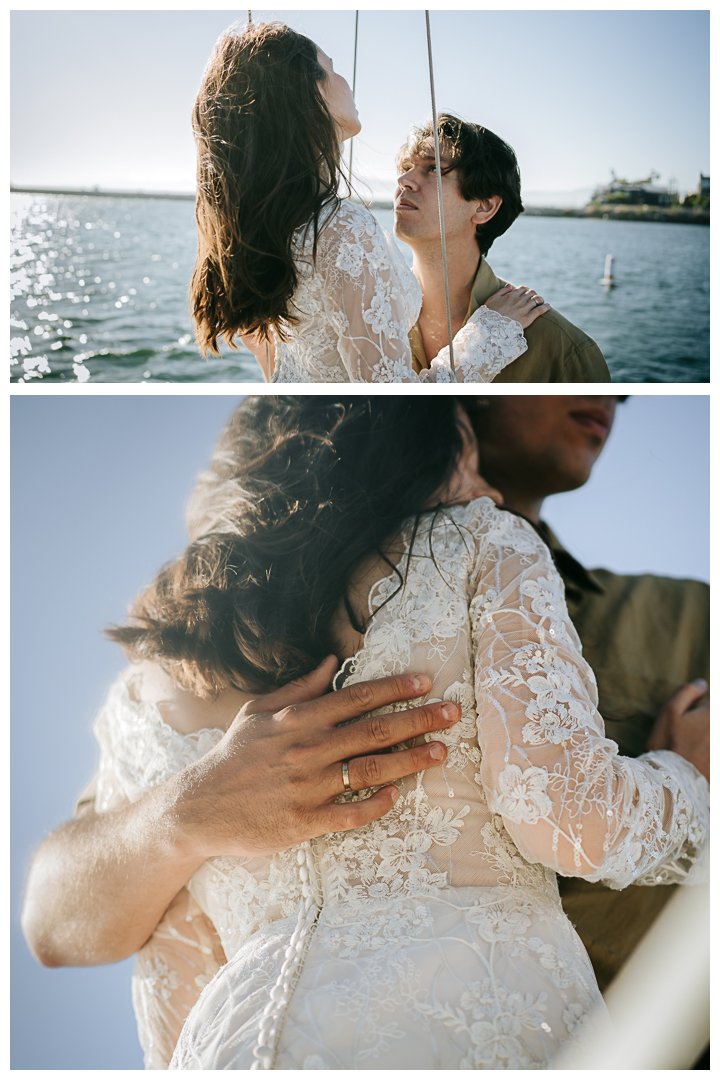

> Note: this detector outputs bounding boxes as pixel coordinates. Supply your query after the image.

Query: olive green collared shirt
[410,257,611,382]
[541,523,709,990]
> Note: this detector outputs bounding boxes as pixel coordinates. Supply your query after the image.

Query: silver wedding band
[341,760,352,792]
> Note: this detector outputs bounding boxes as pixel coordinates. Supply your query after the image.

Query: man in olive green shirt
[396,114,611,382]
[464,395,709,992]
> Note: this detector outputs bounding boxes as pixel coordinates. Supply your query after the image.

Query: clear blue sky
[11,393,709,1068]
[11,9,709,204]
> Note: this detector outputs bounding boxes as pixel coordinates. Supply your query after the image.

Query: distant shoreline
[11,184,195,201]
[11,185,709,224]
[521,204,709,225]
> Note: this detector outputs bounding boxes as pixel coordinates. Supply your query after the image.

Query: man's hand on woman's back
[22,660,457,967]
[176,655,460,860]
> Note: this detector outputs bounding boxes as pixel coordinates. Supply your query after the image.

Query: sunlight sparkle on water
[9,193,709,383]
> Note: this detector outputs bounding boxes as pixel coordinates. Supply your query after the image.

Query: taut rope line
[425,10,456,379]
[348,11,359,189]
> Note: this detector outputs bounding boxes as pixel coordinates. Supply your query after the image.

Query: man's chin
[393,220,418,243]
[550,460,597,495]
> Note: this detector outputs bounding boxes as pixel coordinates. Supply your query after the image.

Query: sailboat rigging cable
[348,11,359,188]
[425,10,456,379]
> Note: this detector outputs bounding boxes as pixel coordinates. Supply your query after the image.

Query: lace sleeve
[319,206,420,383]
[94,683,132,813]
[90,672,227,1068]
[469,507,709,890]
[133,888,226,1070]
[421,307,528,383]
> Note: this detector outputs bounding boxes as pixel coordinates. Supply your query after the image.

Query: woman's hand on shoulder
[484,283,550,329]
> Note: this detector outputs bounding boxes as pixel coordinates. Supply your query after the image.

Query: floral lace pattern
[131,888,226,1069]
[421,307,527,383]
[173,888,603,1070]
[268,200,526,383]
[92,499,709,1070]
[466,513,709,886]
[94,679,224,812]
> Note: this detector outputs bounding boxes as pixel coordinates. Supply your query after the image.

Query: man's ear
[471,195,502,225]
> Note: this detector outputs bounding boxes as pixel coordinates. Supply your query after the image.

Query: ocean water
[10,193,709,384]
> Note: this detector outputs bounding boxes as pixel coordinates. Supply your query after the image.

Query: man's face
[394,145,482,246]
[471,396,620,500]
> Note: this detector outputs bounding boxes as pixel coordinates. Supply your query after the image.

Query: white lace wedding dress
[268,199,527,383]
[93,499,709,1070]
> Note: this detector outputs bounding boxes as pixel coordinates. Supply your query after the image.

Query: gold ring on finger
[341,760,353,792]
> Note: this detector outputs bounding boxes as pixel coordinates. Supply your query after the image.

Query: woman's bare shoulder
[123,660,253,736]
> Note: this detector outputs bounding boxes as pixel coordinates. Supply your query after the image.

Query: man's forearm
[22,776,204,967]
[22,669,461,969]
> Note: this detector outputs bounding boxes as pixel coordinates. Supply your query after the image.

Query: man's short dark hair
[398,113,524,256]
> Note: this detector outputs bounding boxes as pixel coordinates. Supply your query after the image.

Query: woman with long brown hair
[89,397,707,1068]
[189,22,549,382]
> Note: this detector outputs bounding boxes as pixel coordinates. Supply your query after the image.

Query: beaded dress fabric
[268,199,527,383]
[93,499,709,1070]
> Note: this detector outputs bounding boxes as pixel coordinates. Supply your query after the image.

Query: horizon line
[10,183,592,212]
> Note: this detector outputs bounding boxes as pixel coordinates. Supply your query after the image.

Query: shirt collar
[410,254,500,372]
[535,521,606,596]
[468,256,505,315]
[408,321,428,372]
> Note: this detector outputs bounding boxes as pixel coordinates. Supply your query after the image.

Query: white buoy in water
[599,254,615,287]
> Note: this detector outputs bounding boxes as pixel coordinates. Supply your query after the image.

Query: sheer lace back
[94,678,225,813]
[93,498,708,946]
[325,511,552,900]
[132,888,226,1070]
[319,501,707,904]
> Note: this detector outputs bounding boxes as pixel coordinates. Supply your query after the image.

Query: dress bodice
[94,498,709,1069]
[95,499,708,969]
[269,200,528,383]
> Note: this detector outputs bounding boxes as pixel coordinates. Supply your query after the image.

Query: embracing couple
[24,396,708,1069]
[190,21,610,383]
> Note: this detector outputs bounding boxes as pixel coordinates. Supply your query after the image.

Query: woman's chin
[340,119,362,142]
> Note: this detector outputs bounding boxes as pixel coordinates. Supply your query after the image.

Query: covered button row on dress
[251,842,322,1070]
